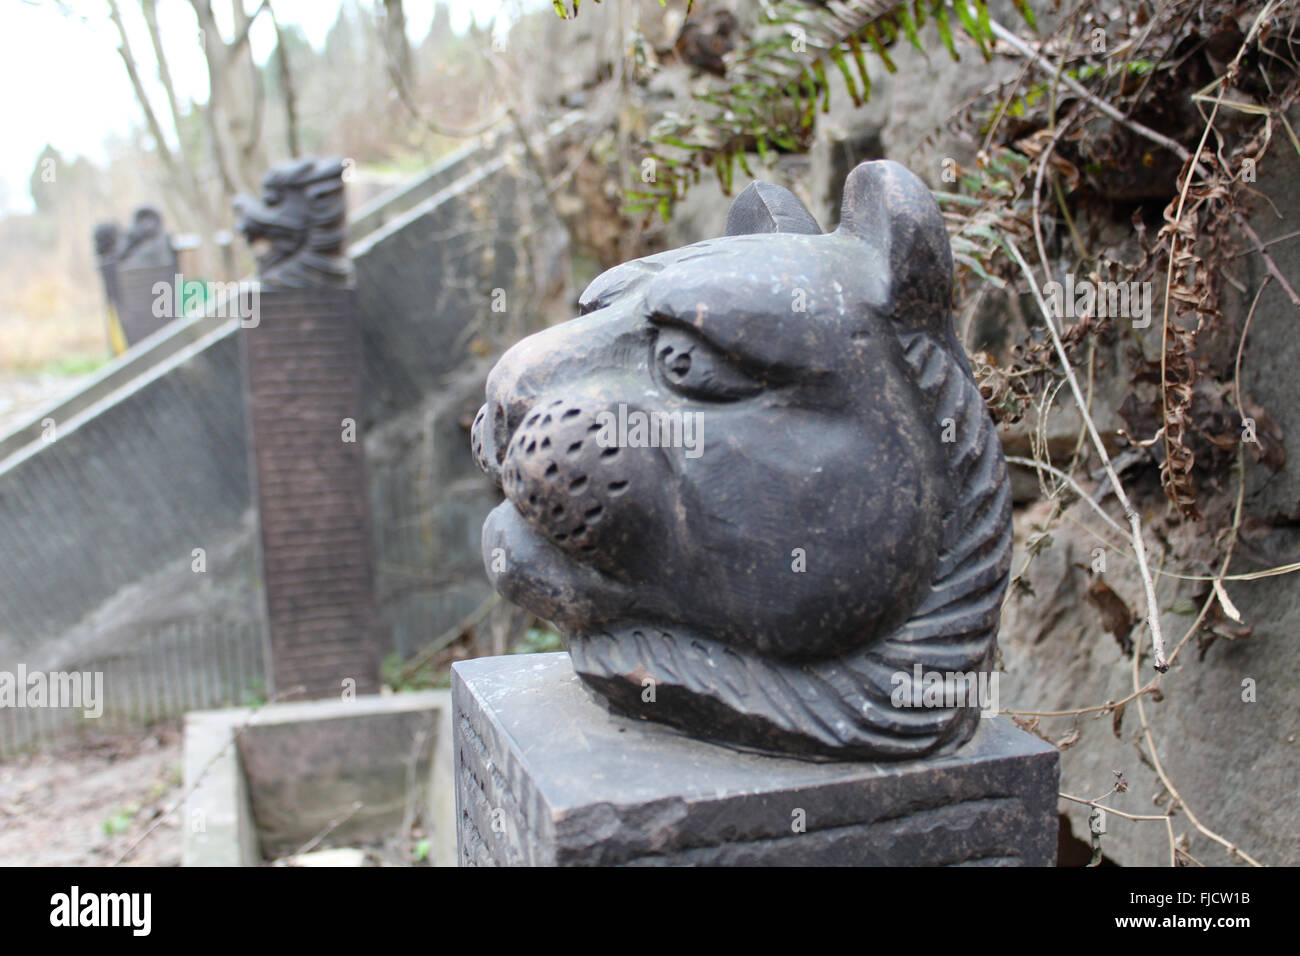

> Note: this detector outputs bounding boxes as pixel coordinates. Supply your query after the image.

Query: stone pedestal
[453,653,1060,866]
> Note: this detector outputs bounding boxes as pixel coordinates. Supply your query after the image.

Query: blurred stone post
[235,157,381,701]
[114,206,179,346]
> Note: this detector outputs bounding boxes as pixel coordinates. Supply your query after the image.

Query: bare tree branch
[267,2,300,158]
[107,0,183,187]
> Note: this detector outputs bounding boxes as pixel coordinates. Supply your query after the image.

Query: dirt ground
[0,725,185,867]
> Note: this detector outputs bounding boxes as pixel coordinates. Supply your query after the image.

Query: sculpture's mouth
[481,498,626,631]
[232,196,303,272]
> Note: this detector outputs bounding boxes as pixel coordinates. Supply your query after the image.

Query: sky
[0,0,541,214]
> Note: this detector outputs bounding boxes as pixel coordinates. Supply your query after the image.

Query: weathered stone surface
[237,696,441,859]
[184,706,261,867]
[471,160,1012,760]
[1002,495,1300,868]
[1236,105,1300,524]
[454,653,1059,866]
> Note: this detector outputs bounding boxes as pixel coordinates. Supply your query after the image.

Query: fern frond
[632,0,1034,220]
[553,0,693,19]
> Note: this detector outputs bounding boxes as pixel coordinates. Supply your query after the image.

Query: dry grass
[0,236,110,373]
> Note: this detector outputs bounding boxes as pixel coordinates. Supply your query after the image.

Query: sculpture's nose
[470,332,559,490]
[471,307,643,488]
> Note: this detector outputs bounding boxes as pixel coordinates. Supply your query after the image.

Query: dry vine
[963,0,1299,866]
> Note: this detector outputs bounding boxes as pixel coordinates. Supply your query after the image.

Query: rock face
[1000,498,1300,867]
[471,160,1013,761]
[998,109,1300,867]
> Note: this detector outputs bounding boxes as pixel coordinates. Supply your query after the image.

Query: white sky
[0,0,540,213]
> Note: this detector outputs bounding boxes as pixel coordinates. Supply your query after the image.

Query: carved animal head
[126,206,162,243]
[93,221,121,261]
[116,206,175,271]
[471,160,1012,760]
[234,157,352,289]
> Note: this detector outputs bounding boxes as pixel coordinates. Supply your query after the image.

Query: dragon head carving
[234,157,351,289]
[116,206,176,271]
[471,160,1012,761]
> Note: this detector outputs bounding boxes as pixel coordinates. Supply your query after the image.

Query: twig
[380,24,506,139]
[1059,791,1169,823]
[398,717,436,861]
[1030,112,1080,287]
[112,684,307,865]
[989,19,1200,169]
[1061,790,1178,865]
[1233,213,1300,309]
[1130,625,1263,866]
[1006,239,1169,671]
[1005,678,1159,718]
[1004,455,1129,539]
[398,594,499,682]
[288,801,364,860]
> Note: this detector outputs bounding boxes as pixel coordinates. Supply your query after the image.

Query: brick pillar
[241,287,380,699]
[236,157,380,701]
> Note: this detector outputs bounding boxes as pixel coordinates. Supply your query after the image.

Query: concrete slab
[183,690,455,866]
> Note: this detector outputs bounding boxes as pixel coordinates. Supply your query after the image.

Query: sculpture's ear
[836,160,953,341]
[725,181,823,236]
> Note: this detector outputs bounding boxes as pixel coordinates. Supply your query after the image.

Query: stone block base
[453,653,1060,866]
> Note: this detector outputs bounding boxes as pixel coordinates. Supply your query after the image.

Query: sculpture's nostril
[491,403,511,466]
[496,397,635,558]
[471,403,502,485]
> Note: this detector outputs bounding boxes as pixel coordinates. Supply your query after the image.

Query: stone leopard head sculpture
[471,160,1012,761]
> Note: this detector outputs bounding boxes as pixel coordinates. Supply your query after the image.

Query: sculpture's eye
[263,187,282,206]
[652,325,762,401]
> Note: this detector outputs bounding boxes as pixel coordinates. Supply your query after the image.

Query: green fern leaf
[1010,0,1037,31]
[831,47,863,105]
[897,4,923,51]
[953,0,989,60]
[933,1,959,61]
[864,24,896,73]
